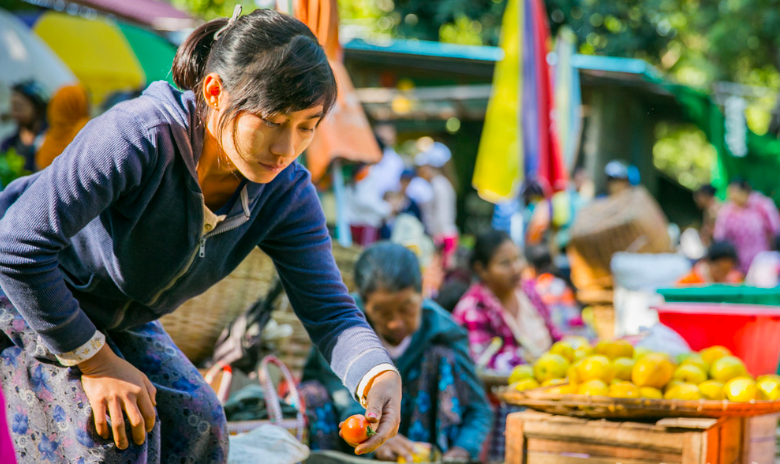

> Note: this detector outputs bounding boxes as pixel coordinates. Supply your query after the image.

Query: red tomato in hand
[340,414,374,447]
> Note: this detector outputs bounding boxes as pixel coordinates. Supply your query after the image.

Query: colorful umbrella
[20,11,176,106]
[553,27,582,172]
[474,0,568,203]
[0,9,76,96]
[472,0,522,203]
[0,8,76,141]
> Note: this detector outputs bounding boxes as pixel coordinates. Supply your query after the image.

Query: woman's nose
[269,130,296,159]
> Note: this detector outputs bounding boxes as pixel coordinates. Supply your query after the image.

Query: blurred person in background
[36,84,90,170]
[677,241,743,285]
[452,230,561,373]
[714,179,780,273]
[746,234,780,287]
[1,81,48,172]
[415,142,458,270]
[345,168,392,246]
[693,184,721,247]
[604,160,633,197]
[380,169,424,240]
[372,124,405,197]
[525,245,591,338]
[302,243,492,462]
[525,169,593,273]
[434,246,472,313]
[452,230,560,462]
[344,127,406,246]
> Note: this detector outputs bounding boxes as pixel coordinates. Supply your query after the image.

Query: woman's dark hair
[354,242,422,300]
[470,229,514,271]
[729,178,752,192]
[706,241,739,264]
[172,9,337,145]
[12,80,48,120]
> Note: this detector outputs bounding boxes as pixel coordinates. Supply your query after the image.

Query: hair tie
[214,4,243,41]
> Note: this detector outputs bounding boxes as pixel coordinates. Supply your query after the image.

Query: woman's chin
[237,166,283,184]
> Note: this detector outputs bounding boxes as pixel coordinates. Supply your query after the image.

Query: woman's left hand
[350,370,402,455]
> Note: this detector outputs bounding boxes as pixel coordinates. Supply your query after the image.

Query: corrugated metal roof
[344,38,504,62]
[344,37,664,81]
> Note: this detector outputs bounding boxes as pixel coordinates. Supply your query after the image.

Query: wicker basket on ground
[161,244,363,366]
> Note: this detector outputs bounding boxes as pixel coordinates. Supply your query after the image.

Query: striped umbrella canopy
[474,0,568,203]
[0,8,76,140]
[19,10,176,106]
[0,9,75,95]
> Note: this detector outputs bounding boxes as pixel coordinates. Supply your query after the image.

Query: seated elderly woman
[301,242,493,461]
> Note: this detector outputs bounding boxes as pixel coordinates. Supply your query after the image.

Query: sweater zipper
[148,190,251,305]
[198,214,249,258]
[199,186,252,258]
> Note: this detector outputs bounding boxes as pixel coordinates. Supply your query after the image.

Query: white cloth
[502,290,553,361]
[344,180,392,228]
[228,424,309,464]
[421,175,458,237]
[372,148,405,197]
[391,214,435,267]
[344,149,404,227]
[406,177,433,205]
[746,251,780,287]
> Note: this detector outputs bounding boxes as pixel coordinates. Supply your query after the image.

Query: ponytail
[171,18,227,91]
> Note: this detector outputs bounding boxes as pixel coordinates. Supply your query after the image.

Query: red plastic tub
[655,303,780,376]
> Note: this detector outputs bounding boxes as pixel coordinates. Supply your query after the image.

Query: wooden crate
[505,411,779,464]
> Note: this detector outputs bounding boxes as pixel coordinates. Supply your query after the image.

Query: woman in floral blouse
[453,230,561,374]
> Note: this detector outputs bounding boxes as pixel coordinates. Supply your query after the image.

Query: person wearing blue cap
[604,160,632,196]
[415,142,459,270]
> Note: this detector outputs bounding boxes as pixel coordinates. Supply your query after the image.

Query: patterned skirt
[0,296,228,464]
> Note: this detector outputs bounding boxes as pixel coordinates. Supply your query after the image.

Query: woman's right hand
[78,344,157,449]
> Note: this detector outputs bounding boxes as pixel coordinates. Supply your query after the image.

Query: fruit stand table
[505,410,778,464]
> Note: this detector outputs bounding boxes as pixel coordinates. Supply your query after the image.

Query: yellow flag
[472,0,523,203]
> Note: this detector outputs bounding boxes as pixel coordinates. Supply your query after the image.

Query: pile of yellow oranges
[509,337,780,403]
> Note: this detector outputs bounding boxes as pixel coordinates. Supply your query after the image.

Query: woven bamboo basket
[498,385,780,420]
[161,244,363,366]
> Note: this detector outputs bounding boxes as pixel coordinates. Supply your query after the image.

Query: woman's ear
[202,73,224,110]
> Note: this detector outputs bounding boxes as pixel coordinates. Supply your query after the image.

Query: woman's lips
[258,161,284,173]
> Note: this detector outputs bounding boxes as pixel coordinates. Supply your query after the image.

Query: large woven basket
[498,386,780,420]
[161,244,363,365]
[569,186,671,291]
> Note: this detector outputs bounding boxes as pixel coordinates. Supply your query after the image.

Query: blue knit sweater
[0,82,391,393]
